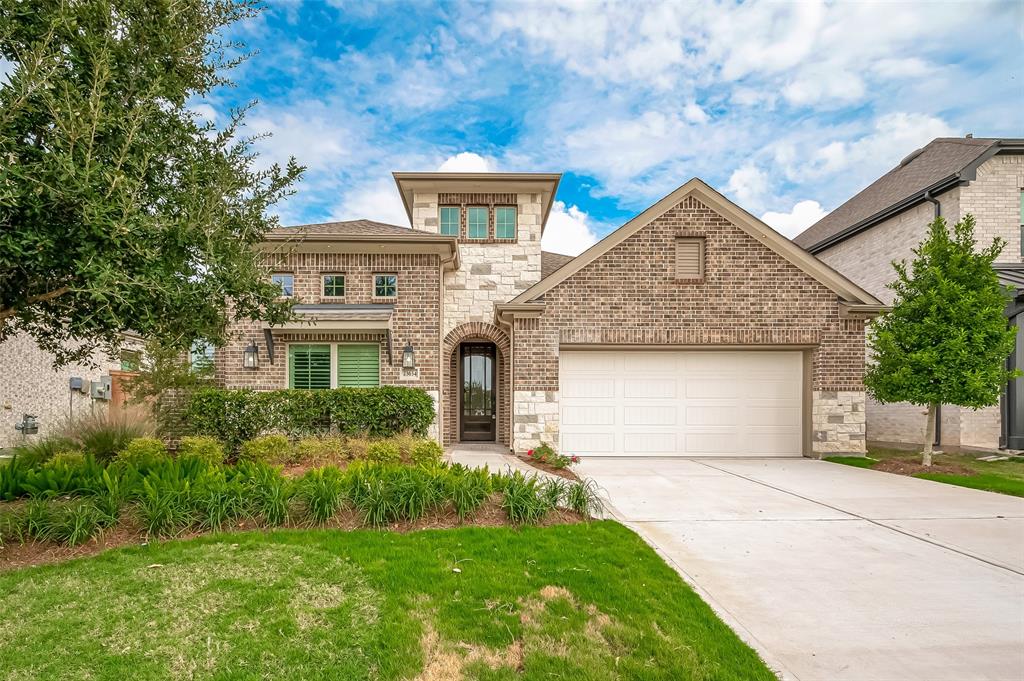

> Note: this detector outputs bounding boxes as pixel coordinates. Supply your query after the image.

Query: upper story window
[120,349,141,372]
[271,273,294,297]
[467,207,488,239]
[440,206,460,237]
[495,206,517,239]
[189,341,215,373]
[322,274,345,297]
[374,274,397,298]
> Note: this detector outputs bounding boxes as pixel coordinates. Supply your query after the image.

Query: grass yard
[0,521,774,681]
[826,447,1024,497]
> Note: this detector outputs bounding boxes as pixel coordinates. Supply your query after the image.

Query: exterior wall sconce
[402,343,415,369]
[243,342,259,369]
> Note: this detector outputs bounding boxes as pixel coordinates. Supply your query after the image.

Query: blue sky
[197,0,1021,254]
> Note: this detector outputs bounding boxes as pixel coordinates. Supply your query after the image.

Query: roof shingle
[794,137,999,251]
[541,251,574,279]
[268,219,450,239]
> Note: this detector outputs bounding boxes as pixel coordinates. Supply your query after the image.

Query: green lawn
[825,447,1024,497]
[0,521,774,680]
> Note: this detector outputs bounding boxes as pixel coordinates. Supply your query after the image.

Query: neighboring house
[0,332,143,449]
[795,136,1024,451]
[215,173,881,458]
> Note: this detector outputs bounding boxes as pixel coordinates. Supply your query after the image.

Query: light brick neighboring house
[0,332,142,449]
[216,173,881,458]
[795,136,1024,451]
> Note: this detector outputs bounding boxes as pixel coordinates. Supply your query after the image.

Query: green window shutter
[495,206,516,239]
[338,344,380,387]
[289,344,332,390]
[440,206,460,236]
[467,207,488,239]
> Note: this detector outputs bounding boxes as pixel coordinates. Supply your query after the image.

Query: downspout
[923,190,942,448]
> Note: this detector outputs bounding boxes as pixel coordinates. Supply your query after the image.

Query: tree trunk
[921,403,937,466]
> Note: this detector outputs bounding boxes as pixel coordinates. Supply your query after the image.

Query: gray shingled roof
[541,251,574,279]
[268,219,450,239]
[794,137,999,251]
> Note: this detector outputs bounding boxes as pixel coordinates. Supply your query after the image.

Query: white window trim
[271,272,294,298]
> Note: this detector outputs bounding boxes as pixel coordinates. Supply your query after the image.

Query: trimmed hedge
[185,387,435,450]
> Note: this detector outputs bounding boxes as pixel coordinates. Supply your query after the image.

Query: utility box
[69,376,85,393]
[90,376,112,400]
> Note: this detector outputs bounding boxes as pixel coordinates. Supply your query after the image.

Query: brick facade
[816,153,1022,451]
[511,194,867,455]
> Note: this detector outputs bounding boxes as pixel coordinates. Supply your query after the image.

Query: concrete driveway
[577,457,1024,681]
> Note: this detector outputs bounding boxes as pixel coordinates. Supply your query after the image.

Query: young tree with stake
[865,215,1019,465]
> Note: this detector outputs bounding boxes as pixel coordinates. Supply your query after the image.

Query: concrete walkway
[445,443,553,477]
[577,457,1024,681]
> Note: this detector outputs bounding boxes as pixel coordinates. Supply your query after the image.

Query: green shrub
[238,435,292,464]
[44,451,86,470]
[293,436,346,464]
[136,476,193,537]
[46,499,105,547]
[345,436,373,460]
[565,479,603,517]
[296,466,347,525]
[117,437,169,468]
[184,386,436,449]
[366,441,401,465]
[500,472,548,524]
[447,466,492,520]
[410,439,444,467]
[192,469,247,532]
[176,436,225,464]
[238,461,293,526]
[21,454,103,499]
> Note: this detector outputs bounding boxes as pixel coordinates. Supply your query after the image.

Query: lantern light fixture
[402,343,415,369]
[243,342,259,369]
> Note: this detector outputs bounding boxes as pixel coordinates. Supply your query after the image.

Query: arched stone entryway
[443,322,511,446]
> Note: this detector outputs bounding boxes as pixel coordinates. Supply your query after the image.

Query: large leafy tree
[865,215,1019,465]
[0,0,301,365]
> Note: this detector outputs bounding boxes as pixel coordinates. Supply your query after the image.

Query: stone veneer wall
[0,332,123,448]
[409,191,543,337]
[511,194,868,456]
[816,153,1021,451]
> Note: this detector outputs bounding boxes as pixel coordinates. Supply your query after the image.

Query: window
[322,274,345,297]
[120,350,141,372]
[289,344,331,390]
[495,206,517,239]
[338,344,380,387]
[189,341,215,372]
[440,206,460,236]
[287,343,380,389]
[271,273,294,297]
[675,237,705,278]
[467,207,488,239]
[374,274,397,298]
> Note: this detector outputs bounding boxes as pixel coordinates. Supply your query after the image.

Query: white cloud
[333,178,410,226]
[541,201,599,256]
[247,107,357,173]
[0,58,13,86]
[683,102,709,124]
[761,200,828,239]
[189,103,218,123]
[725,162,770,211]
[437,152,496,172]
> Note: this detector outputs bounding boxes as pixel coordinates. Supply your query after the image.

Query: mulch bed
[873,460,976,477]
[0,499,586,572]
[516,457,579,481]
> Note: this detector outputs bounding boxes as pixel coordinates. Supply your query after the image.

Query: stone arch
[443,322,511,447]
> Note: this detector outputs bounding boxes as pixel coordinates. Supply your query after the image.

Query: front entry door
[460,343,496,441]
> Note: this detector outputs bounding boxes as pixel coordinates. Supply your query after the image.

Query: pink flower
[527,449,534,457]
[571,455,580,463]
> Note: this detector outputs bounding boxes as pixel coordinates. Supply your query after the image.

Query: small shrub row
[526,442,580,469]
[0,459,603,546]
[10,408,154,466]
[184,386,436,450]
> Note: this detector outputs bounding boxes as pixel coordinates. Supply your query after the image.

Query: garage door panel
[624,378,676,399]
[562,378,615,399]
[562,432,616,453]
[560,350,803,457]
[624,405,677,425]
[562,405,615,426]
[624,432,677,454]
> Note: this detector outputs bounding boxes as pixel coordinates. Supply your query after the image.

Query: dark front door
[1006,312,1024,449]
[460,343,496,441]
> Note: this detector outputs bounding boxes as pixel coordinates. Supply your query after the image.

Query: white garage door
[559,350,803,457]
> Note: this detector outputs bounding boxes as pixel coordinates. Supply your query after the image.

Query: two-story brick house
[795,136,1024,451]
[215,172,882,458]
